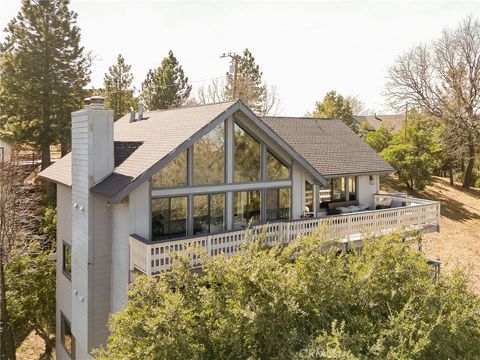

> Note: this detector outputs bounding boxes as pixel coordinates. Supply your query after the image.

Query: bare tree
[346,95,370,115]
[195,79,282,116]
[0,162,44,359]
[385,16,480,187]
[195,79,228,105]
[259,84,282,116]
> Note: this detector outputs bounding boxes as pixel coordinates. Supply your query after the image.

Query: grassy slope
[381,175,480,292]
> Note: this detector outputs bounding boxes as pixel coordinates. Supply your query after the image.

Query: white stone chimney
[70,96,113,357]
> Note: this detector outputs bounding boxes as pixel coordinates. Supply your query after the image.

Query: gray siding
[56,184,72,360]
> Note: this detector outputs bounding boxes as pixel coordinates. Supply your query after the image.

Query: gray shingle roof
[353,114,404,132]
[261,116,394,177]
[39,101,237,194]
[39,102,393,198]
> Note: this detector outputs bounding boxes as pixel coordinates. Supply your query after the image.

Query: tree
[0,162,47,360]
[95,231,480,359]
[0,0,90,167]
[103,54,136,121]
[364,123,394,153]
[225,49,266,113]
[386,16,480,188]
[141,50,191,110]
[195,77,281,116]
[6,241,55,359]
[381,111,441,190]
[312,91,357,131]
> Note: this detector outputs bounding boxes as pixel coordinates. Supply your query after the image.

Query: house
[39,97,440,360]
[0,137,13,162]
[353,114,405,132]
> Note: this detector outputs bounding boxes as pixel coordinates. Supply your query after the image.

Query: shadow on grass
[380,175,480,223]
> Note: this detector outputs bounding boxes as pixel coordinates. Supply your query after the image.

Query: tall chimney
[70,95,113,355]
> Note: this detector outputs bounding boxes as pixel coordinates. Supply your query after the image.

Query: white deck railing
[130,194,440,275]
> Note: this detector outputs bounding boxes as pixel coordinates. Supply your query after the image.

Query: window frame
[62,241,72,281]
[192,122,226,186]
[151,196,189,241]
[233,122,262,183]
[266,149,291,181]
[232,189,263,230]
[60,312,75,359]
[192,192,226,235]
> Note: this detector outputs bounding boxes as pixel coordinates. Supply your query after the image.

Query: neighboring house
[353,114,405,132]
[0,137,13,162]
[39,97,440,360]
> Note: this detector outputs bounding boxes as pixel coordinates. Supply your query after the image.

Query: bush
[95,232,480,360]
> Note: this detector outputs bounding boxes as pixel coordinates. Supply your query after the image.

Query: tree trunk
[60,139,69,158]
[462,140,475,188]
[0,258,17,360]
[35,327,54,360]
[41,143,51,170]
[449,166,454,186]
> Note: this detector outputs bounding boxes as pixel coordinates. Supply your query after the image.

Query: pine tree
[0,0,90,167]
[225,48,265,113]
[141,50,191,110]
[312,91,357,132]
[103,54,136,121]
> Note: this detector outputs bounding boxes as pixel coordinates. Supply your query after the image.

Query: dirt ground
[381,175,480,293]
[16,331,54,360]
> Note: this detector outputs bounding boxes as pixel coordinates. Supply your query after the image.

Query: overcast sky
[1,0,478,115]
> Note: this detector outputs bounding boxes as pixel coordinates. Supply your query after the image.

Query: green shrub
[95,232,480,360]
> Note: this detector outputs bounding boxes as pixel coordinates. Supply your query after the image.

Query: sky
[0,0,478,116]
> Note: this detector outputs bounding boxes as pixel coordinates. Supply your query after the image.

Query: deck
[130,193,440,275]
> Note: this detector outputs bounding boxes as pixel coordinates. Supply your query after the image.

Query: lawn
[381,175,480,292]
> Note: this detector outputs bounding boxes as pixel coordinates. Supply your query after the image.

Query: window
[266,151,289,180]
[62,242,72,280]
[305,181,314,212]
[152,197,188,240]
[193,193,225,235]
[331,177,346,201]
[267,188,291,221]
[152,150,187,188]
[61,312,75,358]
[233,190,261,229]
[348,177,357,200]
[194,123,225,185]
[234,123,260,182]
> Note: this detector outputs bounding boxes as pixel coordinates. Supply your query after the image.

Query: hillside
[381,175,480,292]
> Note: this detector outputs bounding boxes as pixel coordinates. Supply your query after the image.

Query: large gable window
[152,150,187,188]
[233,190,261,229]
[194,123,225,185]
[193,193,225,235]
[234,123,260,182]
[266,151,289,180]
[266,188,291,221]
[152,197,188,240]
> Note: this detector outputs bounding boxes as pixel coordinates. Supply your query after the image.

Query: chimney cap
[84,97,92,107]
[90,96,105,109]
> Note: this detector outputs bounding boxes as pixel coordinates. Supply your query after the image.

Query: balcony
[130,193,440,275]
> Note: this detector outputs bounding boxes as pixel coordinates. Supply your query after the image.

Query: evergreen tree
[141,50,191,110]
[103,54,136,121]
[0,0,90,167]
[312,91,357,132]
[381,111,441,190]
[225,48,265,113]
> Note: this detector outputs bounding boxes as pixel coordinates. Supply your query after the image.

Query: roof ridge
[146,99,238,113]
[261,116,339,121]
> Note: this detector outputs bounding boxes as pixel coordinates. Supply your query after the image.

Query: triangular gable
[93,100,327,202]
